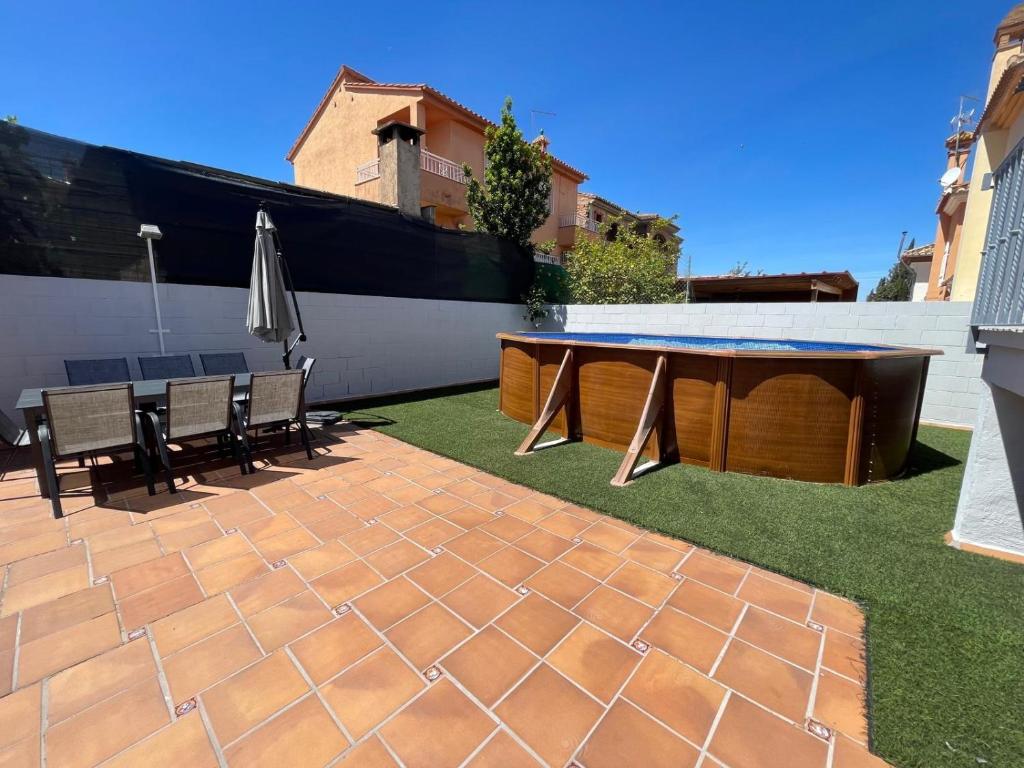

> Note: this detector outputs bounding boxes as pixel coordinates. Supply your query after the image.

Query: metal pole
[685,249,692,303]
[145,238,167,355]
[895,231,907,261]
[267,218,306,371]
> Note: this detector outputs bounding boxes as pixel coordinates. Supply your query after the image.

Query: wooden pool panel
[498,334,938,486]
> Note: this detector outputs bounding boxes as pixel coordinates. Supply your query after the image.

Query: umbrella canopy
[246,210,295,344]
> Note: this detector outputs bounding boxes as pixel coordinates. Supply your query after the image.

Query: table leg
[22,406,48,498]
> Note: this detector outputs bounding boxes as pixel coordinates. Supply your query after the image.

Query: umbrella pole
[274,232,307,370]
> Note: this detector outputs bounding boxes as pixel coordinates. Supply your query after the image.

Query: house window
[595,211,604,223]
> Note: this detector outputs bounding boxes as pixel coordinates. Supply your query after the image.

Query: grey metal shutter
[973,137,1024,326]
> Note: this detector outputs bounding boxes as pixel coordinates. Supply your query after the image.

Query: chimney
[372,121,425,218]
[531,130,550,154]
[944,132,975,184]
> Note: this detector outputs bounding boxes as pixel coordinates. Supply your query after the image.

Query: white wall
[952,330,1024,558]
[0,276,985,429]
[0,275,524,415]
[908,261,930,302]
[542,301,983,427]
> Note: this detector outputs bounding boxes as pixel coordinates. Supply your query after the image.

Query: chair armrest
[140,410,163,445]
[231,401,247,432]
[37,421,51,449]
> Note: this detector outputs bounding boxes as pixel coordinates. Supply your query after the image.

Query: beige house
[948,4,1024,562]
[286,66,587,252]
[952,6,1024,300]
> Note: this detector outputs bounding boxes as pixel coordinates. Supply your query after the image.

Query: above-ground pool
[497,331,940,486]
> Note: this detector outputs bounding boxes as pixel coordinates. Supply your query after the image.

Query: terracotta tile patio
[0,424,886,767]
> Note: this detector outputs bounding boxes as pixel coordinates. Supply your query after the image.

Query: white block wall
[0,275,525,415]
[952,331,1024,557]
[0,275,984,429]
[542,301,983,427]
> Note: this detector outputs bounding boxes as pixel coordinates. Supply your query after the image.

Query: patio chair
[65,358,131,386]
[141,375,244,494]
[234,370,313,471]
[200,352,249,376]
[138,354,196,380]
[38,383,155,518]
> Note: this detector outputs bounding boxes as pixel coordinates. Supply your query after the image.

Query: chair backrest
[65,358,131,386]
[297,355,317,386]
[247,370,304,427]
[165,376,234,440]
[138,354,196,381]
[200,353,249,376]
[42,383,136,457]
[0,408,25,447]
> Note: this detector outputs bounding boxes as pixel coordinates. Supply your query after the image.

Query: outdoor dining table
[15,373,252,499]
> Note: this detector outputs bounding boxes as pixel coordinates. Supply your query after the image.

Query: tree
[868,258,915,301]
[565,216,681,304]
[462,97,552,249]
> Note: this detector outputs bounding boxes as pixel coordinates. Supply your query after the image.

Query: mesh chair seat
[247,370,304,427]
[142,376,244,493]
[39,383,154,517]
[235,370,314,469]
[200,353,249,376]
[138,355,196,380]
[65,358,131,386]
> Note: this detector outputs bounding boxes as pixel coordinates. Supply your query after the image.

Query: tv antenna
[950,94,980,159]
[530,109,556,135]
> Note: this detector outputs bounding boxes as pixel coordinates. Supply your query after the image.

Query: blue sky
[0,1,1010,293]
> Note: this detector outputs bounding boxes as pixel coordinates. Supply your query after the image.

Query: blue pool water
[516,332,892,353]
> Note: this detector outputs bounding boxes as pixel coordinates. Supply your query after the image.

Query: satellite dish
[939,167,961,190]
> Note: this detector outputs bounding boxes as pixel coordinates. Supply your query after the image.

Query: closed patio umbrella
[246,205,306,367]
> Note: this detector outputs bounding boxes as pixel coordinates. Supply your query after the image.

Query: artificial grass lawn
[346,384,1024,768]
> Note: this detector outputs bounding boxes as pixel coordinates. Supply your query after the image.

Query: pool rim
[497,331,942,361]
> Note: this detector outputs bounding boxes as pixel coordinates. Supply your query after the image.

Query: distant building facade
[901,243,935,302]
[570,192,681,272]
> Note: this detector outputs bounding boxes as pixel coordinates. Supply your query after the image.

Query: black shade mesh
[0,123,533,303]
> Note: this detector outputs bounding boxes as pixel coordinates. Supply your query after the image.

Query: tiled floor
[0,424,888,767]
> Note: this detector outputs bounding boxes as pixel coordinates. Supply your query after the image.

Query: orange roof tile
[901,244,935,263]
[976,57,1024,133]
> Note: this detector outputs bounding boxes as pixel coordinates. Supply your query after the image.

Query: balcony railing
[559,214,598,232]
[355,151,467,185]
[421,149,466,184]
[356,159,379,184]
